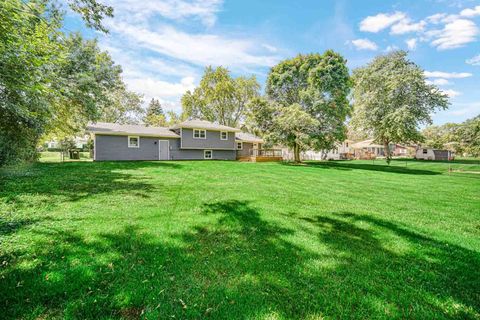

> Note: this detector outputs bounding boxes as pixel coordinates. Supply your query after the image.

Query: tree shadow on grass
[0,161,181,206]
[1,201,479,319]
[298,161,441,175]
[0,161,182,238]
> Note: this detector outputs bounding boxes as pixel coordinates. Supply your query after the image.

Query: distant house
[86,120,277,161]
[282,140,354,161]
[392,144,408,157]
[46,135,89,149]
[351,140,411,159]
[415,148,454,161]
[351,139,385,159]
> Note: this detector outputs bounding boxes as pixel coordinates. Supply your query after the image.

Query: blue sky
[65,0,480,125]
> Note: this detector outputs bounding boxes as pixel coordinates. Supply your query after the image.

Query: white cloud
[390,19,426,34]
[104,0,223,27]
[351,38,378,50]
[426,13,448,24]
[441,89,461,98]
[447,103,480,116]
[124,76,195,98]
[424,71,472,78]
[261,44,278,53]
[429,19,479,50]
[359,12,406,33]
[108,22,280,69]
[406,38,417,50]
[466,54,480,66]
[460,5,480,18]
[426,78,450,85]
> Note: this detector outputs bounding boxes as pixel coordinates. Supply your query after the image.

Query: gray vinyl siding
[236,142,262,157]
[173,149,236,160]
[95,135,180,161]
[94,134,235,161]
[181,128,235,150]
[237,142,253,157]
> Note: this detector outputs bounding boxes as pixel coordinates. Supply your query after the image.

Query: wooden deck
[238,149,283,162]
[237,156,283,162]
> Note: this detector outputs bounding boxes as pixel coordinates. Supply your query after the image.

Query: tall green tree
[144,98,166,126]
[0,0,130,165]
[250,51,351,162]
[47,33,143,137]
[181,66,260,127]
[422,115,480,156]
[459,115,480,157]
[0,0,62,164]
[99,84,144,125]
[351,50,449,163]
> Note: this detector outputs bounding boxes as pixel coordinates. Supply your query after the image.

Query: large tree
[47,33,143,137]
[144,98,166,127]
[422,115,480,156]
[181,66,260,127]
[351,50,449,163]
[459,115,480,157]
[249,51,352,162]
[0,0,137,165]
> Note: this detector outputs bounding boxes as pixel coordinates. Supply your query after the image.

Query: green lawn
[1,159,479,319]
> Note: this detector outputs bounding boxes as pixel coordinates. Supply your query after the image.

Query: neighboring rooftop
[171,119,241,132]
[235,132,264,143]
[86,122,180,138]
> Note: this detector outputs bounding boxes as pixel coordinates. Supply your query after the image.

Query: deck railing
[250,149,283,157]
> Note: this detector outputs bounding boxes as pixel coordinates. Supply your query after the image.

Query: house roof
[86,122,180,138]
[351,139,384,149]
[235,132,264,143]
[171,119,241,132]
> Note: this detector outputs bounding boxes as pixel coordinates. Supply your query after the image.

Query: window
[423,149,428,154]
[193,129,206,139]
[346,142,349,147]
[204,150,212,159]
[220,131,228,140]
[237,142,243,150]
[253,143,258,149]
[128,136,140,148]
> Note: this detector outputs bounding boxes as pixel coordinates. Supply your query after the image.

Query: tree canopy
[181,66,260,127]
[422,115,480,157]
[351,50,449,163]
[249,51,352,162]
[144,99,166,127]
[0,0,139,165]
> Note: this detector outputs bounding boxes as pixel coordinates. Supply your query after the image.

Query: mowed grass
[0,159,479,319]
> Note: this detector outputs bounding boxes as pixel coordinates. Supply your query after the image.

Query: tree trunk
[383,140,391,164]
[293,143,301,163]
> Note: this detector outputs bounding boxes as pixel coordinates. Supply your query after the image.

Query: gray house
[87,120,265,161]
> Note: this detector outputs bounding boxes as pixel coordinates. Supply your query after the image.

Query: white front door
[159,140,169,160]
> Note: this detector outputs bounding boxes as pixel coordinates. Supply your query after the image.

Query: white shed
[415,148,453,161]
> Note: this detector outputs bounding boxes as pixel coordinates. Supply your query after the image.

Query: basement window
[128,136,140,148]
[204,150,212,159]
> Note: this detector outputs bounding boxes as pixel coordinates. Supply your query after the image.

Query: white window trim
[220,131,228,140]
[204,150,213,159]
[193,129,206,139]
[253,143,258,149]
[128,136,140,148]
[237,142,243,150]
[93,135,96,161]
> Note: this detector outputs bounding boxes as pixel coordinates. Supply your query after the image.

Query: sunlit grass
[1,159,479,319]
